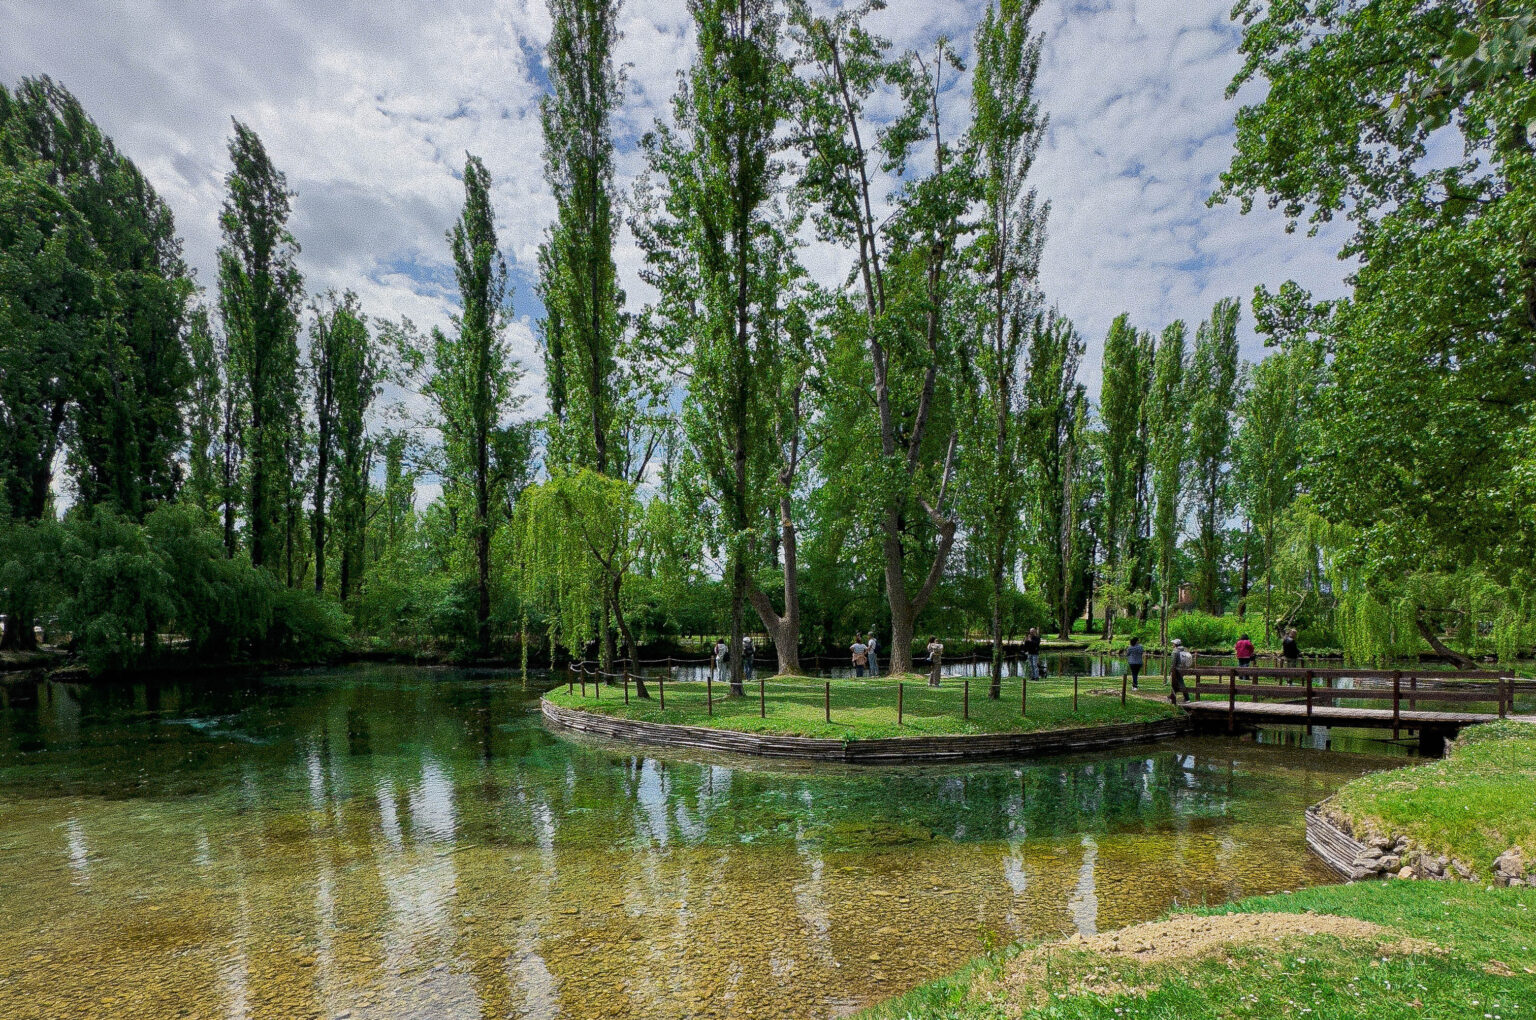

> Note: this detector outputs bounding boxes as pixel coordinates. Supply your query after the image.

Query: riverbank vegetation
[4,2,1536,678]
[862,720,1536,1018]
[543,673,1178,740]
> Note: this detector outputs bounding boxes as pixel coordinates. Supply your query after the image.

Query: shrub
[1169,611,1238,649]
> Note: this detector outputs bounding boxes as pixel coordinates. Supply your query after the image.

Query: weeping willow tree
[1339,570,1534,668]
[510,470,651,697]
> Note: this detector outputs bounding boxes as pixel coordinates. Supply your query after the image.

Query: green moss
[545,673,1180,739]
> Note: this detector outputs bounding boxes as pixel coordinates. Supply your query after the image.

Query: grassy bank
[859,721,1536,1018]
[1330,720,1536,879]
[543,674,1179,740]
[860,881,1535,1019]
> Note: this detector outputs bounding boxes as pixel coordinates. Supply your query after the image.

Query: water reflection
[0,666,1393,1020]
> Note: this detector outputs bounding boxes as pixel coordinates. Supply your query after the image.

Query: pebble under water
[0,665,1394,1019]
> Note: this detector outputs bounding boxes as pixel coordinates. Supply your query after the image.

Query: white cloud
[2,0,1353,429]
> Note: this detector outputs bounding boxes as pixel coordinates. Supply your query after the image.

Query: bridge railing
[1176,666,1524,737]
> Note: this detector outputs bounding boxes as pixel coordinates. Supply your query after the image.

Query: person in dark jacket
[1022,628,1042,680]
[1126,636,1145,689]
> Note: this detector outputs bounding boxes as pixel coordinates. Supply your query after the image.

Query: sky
[1,0,1355,416]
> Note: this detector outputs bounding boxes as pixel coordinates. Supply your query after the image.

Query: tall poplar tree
[308,291,376,598]
[789,2,975,672]
[962,0,1047,696]
[1149,320,1188,643]
[423,155,521,655]
[1095,313,1149,638]
[636,0,786,694]
[1186,298,1240,614]
[1022,311,1085,639]
[217,120,304,571]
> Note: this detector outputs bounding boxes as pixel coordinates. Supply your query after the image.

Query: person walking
[850,636,869,678]
[1126,636,1145,690]
[865,631,880,677]
[1022,627,1042,681]
[1234,633,1255,668]
[1169,638,1193,703]
[925,636,944,687]
[742,635,755,680]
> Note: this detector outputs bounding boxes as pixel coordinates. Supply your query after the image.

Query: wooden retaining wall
[540,699,1189,763]
[1305,801,1377,880]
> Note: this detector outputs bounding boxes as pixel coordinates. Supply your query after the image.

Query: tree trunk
[988,550,1005,699]
[612,573,649,698]
[745,493,802,675]
[476,435,491,658]
[1416,614,1480,670]
[312,424,329,595]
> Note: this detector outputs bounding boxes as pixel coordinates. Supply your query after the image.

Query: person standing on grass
[1235,633,1255,668]
[714,639,728,681]
[866,631,880,677]
[1169,638,1193,703]
[850,636,869,678]
[1126,636,1145,690]
[1023,627,1042,680]
[742,635,755,680]
[926,636,944,687]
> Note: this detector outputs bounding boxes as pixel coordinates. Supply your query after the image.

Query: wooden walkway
[1183,700,1534,728]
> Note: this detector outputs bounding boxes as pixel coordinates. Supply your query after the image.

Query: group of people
[712,636,756,680]
[850,633,881,676]
[1159,627,1304,703]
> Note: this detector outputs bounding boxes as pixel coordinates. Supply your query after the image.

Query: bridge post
[1409,673,1417,712]
[1500,676,1508,719]
[1392,670,1401,740]
[1228,669,1236,734]
[1305,670,1314,734]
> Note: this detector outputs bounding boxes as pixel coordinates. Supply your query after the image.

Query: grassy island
[859,722,1536,1019]
[543,673,1180,741]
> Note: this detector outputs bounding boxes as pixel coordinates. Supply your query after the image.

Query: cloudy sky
[2,0,1352,410]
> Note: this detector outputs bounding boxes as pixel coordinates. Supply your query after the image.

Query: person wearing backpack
[850,637,869,678]
[1169,639,1193,703]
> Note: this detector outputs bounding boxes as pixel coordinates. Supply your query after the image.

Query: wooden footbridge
[1176,666,1536,753]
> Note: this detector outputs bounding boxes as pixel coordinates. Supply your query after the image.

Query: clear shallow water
[0,665,1391,1019]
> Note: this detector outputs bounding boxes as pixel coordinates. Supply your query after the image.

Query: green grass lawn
[1331,720,1536,876]
[544,672,1180,740]
[859,881,1536,1020]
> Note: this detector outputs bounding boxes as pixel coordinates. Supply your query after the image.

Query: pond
[0,665,1394,1019]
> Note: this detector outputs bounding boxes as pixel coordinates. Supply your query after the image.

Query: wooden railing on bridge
[1176,665,1528,738]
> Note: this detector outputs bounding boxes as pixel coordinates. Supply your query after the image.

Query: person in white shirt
[865,631,880,676]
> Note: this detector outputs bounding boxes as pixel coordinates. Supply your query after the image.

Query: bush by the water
[1168,610,1238,649]
[3,505,349,673]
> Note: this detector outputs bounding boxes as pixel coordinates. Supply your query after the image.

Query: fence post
[707,673,713,717]
[581,673,586,699]
[963,679,969,720]
[1410,673,1417,712]
[624,672,630,705]
[898,681,904,726]
[568,667,573,695]
[1121,671,1127,706]
[824,681,831,724]
[1021,675,1027,717]
[1392,669,1401,739]
[659,673,665,711]
[1500,676,1509,719]
[1073,674,1079,713]
[595,673,600,701]
[759,677,765,719]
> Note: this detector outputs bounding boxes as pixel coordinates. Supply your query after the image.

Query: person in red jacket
[1234,633,1255,667]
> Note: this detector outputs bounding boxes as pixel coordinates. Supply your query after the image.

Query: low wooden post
[707,673,714,717]
[1073,674,1079,712]
[1410,673,1417,712]
[624,672,630,705]
[1021,675,1027,717]
[898,681,904,726]
[580,674,586,698]
[1121,671,1127,706]
[1500,676,1509,719]
[1305,670,1314,734]
[963,679,970,720]
[1392,669,1401,739]
[659,674,665,711]
[595,674,600,701]
[824,681,831,723]
[759,677,765,719]
[568,669,573,695]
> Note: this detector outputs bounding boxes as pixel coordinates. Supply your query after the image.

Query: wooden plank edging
[1305,800,1377,880]
[539,698,1189,763]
